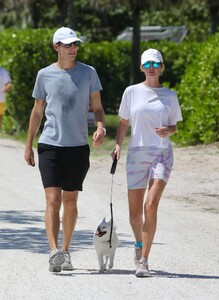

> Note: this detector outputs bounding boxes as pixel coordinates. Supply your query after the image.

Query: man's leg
[45,187,65,272]
[60,191,78,270]
[61,190,79,250]
[44,187,62,251]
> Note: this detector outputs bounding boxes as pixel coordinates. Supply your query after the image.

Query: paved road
[0,138,218,300]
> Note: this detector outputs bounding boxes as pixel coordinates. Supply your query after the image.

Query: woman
[112,48,182,277]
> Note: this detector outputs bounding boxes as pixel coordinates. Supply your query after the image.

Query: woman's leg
[128,188,146,243]
[141,178,166,259]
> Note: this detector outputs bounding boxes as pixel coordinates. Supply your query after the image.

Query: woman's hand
[155,126,169,138]
[111,145,121,160]
[155,125,177,137]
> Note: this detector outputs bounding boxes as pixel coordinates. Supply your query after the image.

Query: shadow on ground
[0,210,133,253]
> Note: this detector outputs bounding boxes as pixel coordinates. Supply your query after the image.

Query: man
[0,67,12,128]
[24,27,106,273]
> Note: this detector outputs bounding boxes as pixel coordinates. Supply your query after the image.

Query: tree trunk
[69,0,75,29]
[130,1,143,84]
[208,0,219,34]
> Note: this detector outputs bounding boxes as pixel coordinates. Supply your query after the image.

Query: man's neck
[55,60,76,70]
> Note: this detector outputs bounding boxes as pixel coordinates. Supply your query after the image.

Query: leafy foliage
[0,29,219,146]
[1,28,56,133]
[172,33,219,145]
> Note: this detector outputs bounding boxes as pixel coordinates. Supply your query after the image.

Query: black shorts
[38,143,90,191]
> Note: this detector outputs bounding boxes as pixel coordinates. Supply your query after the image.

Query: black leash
[109,157,118,248]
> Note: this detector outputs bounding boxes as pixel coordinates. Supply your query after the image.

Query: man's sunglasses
[58,41,80,48]
[143,61,161,69]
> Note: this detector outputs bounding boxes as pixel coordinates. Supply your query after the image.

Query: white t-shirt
[119,83,182,148]
[0,67,12,102]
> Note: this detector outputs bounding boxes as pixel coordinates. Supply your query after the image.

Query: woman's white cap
[141,48,163,64]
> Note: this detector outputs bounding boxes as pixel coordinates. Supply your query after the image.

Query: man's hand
[92,128,105,147]
[24,147,35,166]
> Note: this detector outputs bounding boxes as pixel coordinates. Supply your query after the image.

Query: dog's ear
[102,217,106,223]
[106,218,112,225]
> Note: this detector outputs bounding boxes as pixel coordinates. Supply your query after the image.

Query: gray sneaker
[135,257,150,277]
[49,249,65,273]
[134,246,142,266]
[62,251,74,271]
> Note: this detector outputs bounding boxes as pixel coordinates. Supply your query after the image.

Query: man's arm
[24,99,46,166]
[3,82,12,93]
[90,91,106,147]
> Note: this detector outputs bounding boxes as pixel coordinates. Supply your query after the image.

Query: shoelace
[139,258,148,267]
[63,252,71,263]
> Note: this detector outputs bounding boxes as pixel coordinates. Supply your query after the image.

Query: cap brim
[59,37,83,44]
[141,55,162,64]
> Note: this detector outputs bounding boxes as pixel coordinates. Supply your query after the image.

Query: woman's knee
[129,212,142,225]
[145,199,159,216]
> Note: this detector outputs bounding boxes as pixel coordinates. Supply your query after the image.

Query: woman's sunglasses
[143,61,161,69]
[58,41,80,48]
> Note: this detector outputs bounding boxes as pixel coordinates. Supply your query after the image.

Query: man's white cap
[53,27,83,44]
[141,48,163,64]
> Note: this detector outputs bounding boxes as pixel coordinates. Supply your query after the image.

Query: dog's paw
[108,263,113,269]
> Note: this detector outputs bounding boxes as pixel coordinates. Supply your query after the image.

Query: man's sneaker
[134,246,142,266]
[135,257,150,277]
[61,251,74,271]
[49,249,65,273]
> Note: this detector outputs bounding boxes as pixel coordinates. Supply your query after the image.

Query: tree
[206,0,219,34]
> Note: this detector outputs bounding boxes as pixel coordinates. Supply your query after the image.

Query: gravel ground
[0,138,218,300]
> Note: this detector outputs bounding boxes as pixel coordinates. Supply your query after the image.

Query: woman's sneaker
[134,246,142,266]
[135,257,150,277]
[49,249,65,273]
[61,251,74,271]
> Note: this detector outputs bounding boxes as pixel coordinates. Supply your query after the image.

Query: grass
[0,114,130,157]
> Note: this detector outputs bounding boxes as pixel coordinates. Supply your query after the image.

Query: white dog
[93,217,118,273]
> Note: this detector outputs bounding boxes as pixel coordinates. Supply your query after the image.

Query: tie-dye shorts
[126,146,173,189]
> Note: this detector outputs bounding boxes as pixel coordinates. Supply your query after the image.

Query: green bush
[78,41,131,113]
[172,33,219,145]
[1,29,55,133]
[0,28,219,146]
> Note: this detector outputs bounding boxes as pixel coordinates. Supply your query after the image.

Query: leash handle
[110,157,118,174]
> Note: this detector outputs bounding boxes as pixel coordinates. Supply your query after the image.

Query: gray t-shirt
[32,62,102,147]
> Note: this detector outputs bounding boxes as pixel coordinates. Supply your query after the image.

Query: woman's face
[141,61,164,78]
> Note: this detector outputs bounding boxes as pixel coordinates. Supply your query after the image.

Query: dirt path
[0,138,218,300]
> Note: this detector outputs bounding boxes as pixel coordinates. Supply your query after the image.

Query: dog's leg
[98,253,104,273]
[104,256,108,270]
[109,253,115,269]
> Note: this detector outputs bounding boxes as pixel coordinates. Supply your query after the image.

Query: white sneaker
[134,246,142,266]
[49,249,65,273]
[135,257,150,277]
[62,251,74,271]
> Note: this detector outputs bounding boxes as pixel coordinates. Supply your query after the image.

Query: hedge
[0,28,218,145]
[173,33,219,145]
